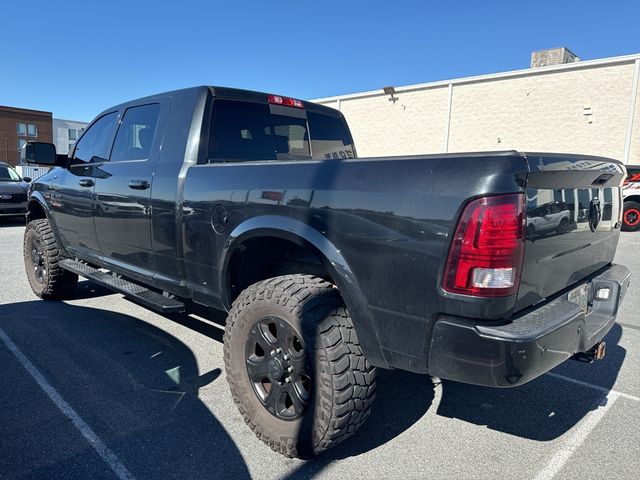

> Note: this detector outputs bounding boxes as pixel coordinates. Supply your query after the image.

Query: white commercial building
[52,118,88,155]
[312,49,640,165]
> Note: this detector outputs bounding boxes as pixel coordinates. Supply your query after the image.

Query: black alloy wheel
[28,235,47,284]
[245,316,312,420]
[224,274,377,457]
[23,218,78,299]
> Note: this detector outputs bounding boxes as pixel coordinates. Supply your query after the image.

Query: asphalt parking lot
[1,218,639,480]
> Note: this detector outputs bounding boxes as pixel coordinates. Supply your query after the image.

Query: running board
[59,258,185,313]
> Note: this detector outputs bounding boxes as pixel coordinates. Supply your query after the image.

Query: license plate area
[568,283,590,314]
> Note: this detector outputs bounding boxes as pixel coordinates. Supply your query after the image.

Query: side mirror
[23,177,32,183]
[23,142,66,167]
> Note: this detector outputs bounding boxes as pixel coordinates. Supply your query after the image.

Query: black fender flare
[26,192,65,250]
[26,191,52,222]
[220,215,386,367]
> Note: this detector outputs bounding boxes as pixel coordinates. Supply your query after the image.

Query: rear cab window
[110,104,161,162]
[207,99,354,162]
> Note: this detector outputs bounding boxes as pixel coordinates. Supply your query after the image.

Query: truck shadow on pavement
[0,288,627,479]
[0,300,250,479]
[0,217,26,229]
[0,295,437,479]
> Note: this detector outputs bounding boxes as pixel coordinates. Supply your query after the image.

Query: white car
[527,202,571,238]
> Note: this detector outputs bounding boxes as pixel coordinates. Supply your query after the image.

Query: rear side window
[73,112,118,163]
[110,104,161,162]
[207,100,355,162]
[209,100,310,162]
[307,111,355,160]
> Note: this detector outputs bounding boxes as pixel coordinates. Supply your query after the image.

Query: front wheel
[223,275,376,458]
[622,201,640,231]
[24,219,78,299]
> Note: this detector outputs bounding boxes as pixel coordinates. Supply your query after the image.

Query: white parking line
[0,326,136,480]
[546,371,640,402]
[534,370,639,480]
[533,391,619,480]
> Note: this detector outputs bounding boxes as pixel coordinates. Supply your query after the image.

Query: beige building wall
[337,87,450,157]
[448,63,633,159]
[313,54,640,164]
[630,67,640,165]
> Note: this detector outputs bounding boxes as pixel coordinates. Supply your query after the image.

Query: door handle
[78,179,95,187]
[128,180,150,190]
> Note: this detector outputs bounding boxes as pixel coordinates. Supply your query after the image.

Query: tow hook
[571,341,606,363]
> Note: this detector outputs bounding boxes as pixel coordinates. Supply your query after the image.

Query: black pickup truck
[22,86,630,457]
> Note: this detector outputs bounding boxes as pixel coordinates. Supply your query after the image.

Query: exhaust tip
[594,341,606,360]
[570,341,606,363]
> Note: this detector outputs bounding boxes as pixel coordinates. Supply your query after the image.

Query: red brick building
[0,106,53,166]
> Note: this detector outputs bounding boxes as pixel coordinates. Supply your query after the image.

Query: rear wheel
[622,201,640,231]
[557,218,569,234]
[526,224,536,240]
[24,219,78,299]
[223,274,376,458]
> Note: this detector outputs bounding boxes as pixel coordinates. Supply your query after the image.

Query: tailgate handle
[592,174,613,186]
[128,180,150,190]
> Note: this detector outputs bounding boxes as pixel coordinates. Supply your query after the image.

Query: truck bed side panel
[182,153,529,371]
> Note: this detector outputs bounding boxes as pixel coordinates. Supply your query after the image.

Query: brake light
[268,94,304,109]
[443,193,526,297]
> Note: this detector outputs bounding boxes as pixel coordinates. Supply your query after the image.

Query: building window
[69,143,75,153]
[17,123,26,136]
[68,128,77,140]
[17,139,27,151]
[27,124,37,137]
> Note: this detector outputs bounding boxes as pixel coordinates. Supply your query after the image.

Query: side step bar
[60,258,185,314]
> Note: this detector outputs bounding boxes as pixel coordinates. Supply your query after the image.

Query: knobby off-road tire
[24,219,78,299]
[622,201,640,232]
[223,274,376,458]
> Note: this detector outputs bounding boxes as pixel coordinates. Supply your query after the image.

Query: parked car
[622,164,640,231]
[21,86,630,458]
[0,162,30,219]
[526,201,571,238]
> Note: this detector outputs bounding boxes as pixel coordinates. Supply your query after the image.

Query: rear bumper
[428,263,630,387]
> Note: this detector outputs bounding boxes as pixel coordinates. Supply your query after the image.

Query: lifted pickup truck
[23,86,630,457]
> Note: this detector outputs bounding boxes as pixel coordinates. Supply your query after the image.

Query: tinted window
[110,104,161,162]
[0,166,21,182]
[548,203,561,214]
[73,112,118,163]
[307,111,355,159]
[209,100,310,162]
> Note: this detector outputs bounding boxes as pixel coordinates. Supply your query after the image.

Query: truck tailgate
[515,153,626,312]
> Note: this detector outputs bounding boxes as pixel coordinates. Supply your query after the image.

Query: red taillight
[443,193,526,297]
[268,94,304,109]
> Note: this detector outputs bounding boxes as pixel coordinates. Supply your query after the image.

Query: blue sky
[1,0,638,121]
